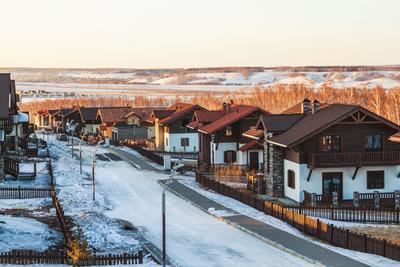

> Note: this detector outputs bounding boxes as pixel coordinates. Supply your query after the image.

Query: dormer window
[226,126,232,136]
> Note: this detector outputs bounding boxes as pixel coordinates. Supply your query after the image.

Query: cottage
[191,103,268,170]
[155,103,205,152]
[258,99,400,202]
[78,107,100,135]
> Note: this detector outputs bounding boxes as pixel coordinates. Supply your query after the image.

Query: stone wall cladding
[264,140,284,197]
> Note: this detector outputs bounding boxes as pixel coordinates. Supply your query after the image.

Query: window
[288,170,295,189]
[224,150,236,163]
[226,126,232,136]
[181,138,189,147]
[367,171,384,189]
[180,119,190,128]
[165,137,168,146]
[365,134,382,151]
[319,135,341,152]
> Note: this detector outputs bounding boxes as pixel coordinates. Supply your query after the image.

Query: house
[34,109,59,130]
[97,107,155,143]
[149,109,176,150]
[51,108,76,133]
[77,107,100,135]
[191,103,269,170]
[257,99,400,202]
[0,74,25,178]
[154,103,205,152]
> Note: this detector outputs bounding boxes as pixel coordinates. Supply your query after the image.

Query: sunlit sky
[1,0,399,68]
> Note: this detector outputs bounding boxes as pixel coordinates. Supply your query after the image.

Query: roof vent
[301,98,311,114]
[312,99,320,113]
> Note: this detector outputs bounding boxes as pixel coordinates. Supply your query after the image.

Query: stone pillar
[353,191,360,208]
[395,190,400,209]
[311,193,317,207]
[264,144,284,197]
[374,191,380,209]
[332,192,339,208]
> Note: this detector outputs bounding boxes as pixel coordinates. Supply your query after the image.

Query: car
[57,133,68,141]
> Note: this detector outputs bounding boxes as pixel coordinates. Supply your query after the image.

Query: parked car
[57,133,67,141]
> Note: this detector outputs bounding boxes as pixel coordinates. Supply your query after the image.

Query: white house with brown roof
[190,103,268,170]
[252,99,400,203]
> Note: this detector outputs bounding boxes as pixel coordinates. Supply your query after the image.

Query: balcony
[307,151,400,169]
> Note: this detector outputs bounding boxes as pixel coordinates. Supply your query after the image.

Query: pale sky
[1,0,399,68]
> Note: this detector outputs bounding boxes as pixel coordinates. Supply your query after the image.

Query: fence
[0,187,51,199]
[0,250,67,265]
[196,172,400,262]
[0,250,143,265]
[128,145,163,165]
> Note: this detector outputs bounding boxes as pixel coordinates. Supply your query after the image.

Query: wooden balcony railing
[308,151,400,168]
[0,118,13,133]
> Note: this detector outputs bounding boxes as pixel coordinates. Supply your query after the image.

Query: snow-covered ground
[48,137,313,267]
[179,178,400,267]
[0,214,60,252]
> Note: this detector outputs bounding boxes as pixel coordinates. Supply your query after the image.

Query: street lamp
[91,140,104,202]
[162,160,184,267]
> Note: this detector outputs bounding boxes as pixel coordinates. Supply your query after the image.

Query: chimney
[312,99,320,113]
[301,98,311,114]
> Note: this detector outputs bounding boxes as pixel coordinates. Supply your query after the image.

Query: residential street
[50,138,314,267]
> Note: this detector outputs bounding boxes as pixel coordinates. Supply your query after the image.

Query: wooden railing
[308,151,400,168]
[0,118,12,133]
[4,157,19,177]
[0,187,50,199]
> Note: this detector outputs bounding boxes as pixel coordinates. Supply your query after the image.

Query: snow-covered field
[0,214,60,252]
[48,137,314,267]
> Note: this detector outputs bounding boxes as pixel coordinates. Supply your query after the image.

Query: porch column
[374,191,380,209]
[395,190,400,209]
[353,191,360,208]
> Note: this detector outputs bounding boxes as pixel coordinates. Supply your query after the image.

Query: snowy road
[50,138,314,267]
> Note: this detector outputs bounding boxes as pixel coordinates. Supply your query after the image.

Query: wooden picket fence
[0,187,51,199]
[196,172,400,262]
[0,250,143,265]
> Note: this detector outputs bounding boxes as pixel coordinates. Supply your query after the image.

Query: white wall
[83,124,100,134]
[164,132,199,152]
[147,126,155,139]
[284,159,400,202]
[210,142,236,164]
[237,148,263,167]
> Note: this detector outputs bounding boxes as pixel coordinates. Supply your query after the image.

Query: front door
[322,172,343,200]
[249,152,259,170]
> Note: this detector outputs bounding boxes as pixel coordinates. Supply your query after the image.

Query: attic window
[226,126,232,137]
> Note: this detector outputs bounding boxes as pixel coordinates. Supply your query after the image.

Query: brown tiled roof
[48,109,59,115]
[269,104,360,148]
[239,140,264,151]
[260,114,304,133]
[187,110,226,130]
[124,108,155,121]
[37,109,48,116]
[198,105,269,134]
[242,128,264,140]
[159,105,205,125]
[98,107,134,124]
[282,102,330,114]
[148,109,175,123]
[168,102,193,110]
[79,107,99,122]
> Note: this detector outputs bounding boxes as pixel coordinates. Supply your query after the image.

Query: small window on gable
[224,150,236,163]
[288,170,295,189]
[367,171,384,189]
[226,126,232,137]
[181,138,189,147]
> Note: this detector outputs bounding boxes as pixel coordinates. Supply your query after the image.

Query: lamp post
[162,160,184,267]
[91,140,104,202]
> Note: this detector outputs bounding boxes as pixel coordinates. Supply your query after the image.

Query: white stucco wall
[284,159,400,202]
[210,142,236,164]
[164,132,199,152]
[147,126,155,139]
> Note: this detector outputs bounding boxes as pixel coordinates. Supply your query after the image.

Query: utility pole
[79,143,82,175]
[71,131,74,158]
